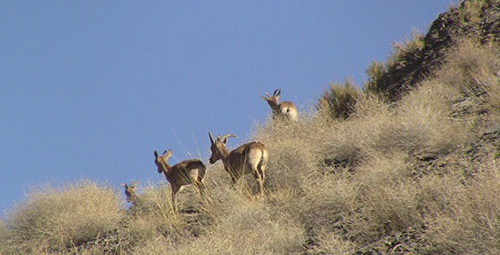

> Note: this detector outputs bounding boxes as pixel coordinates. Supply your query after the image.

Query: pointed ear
[121,183,127,188]
[154,151,159,158]
[209,132,215,145]
[165,150,173,158]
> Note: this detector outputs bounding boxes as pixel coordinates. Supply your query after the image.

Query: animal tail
[257,148,268,172]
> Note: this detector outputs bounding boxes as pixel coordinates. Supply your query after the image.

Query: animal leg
[170,184,180,213]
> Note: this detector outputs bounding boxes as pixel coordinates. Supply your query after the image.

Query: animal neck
[266,100,279,110]
[129,193,140,205]
[218,146,231,165]
[159,160,173,173]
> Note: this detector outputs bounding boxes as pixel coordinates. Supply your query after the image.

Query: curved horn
[219,134,237,143]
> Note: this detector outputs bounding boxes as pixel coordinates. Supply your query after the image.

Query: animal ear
[165,150,173,157]
[121,183,127,188]
[209,132,215,145]
[154,151,159,158]
[273,89,281,97]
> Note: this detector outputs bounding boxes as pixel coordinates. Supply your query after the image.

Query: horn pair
[209,132,237,144]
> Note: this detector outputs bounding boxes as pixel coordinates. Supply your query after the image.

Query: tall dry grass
[0,180,123,254]
[318,79,362,120]
[0,38,498,254]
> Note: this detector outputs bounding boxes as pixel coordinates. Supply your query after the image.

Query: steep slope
[0,1,498,254]
[366,0,499,100]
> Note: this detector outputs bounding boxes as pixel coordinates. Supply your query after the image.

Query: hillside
[1,1,499,254]
[365,0,499,101]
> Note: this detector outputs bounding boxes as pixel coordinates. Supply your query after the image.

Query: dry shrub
[354,152,411,187]
[307,231,356,255]
[0,220,13,254]
[298,174,361,249]
[356,183,421,240]
[318,80,362,120]
[2,180,122,254]
[422,158,500,254]
[120,184,187,244]
[365,31,425,98]
[321,79,470,165]
[457,0,488,24]
[176,199,305,255]
[256,74,472,179]
[344,153,420,241]
[388,30,425,67]
[129,235,176,255]
[254,118,329,193]
[366,61,388,95]
[435,39,500,113]
[391,80,471,154]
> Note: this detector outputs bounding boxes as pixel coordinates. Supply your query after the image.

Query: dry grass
[119,184,185,244]
[176,197,305,255]
[1,34,498,255]
[388,30,426,67]
[317,79,362,120]
[419,154,500,255]
[456,0,488,24]
[0,180,122,254]
[435,39,500,117]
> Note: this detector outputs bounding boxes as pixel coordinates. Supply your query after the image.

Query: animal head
[153,149,173,173]
[121,181,138,203]
[208,132,237,164]
[262,89,281,110]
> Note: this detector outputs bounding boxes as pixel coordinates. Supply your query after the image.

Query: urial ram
[154,150,207,212]
[208,133,268,195]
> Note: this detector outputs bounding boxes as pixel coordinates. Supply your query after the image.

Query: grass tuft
[1,180,122,254]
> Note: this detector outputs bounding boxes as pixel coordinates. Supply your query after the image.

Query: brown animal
[121,181,140,206]
[208,133,269,195]
[262,89,298,121]
[154,150,207,211]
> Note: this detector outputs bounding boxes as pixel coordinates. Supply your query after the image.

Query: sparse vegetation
[318,79,362,120]
[1,1,498,254]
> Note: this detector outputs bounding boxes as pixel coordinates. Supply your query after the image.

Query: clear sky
[0,1,453,214]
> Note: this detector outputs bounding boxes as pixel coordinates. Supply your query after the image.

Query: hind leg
[195,177,206,198]
[170,184,180,213]
[253,170,265,196]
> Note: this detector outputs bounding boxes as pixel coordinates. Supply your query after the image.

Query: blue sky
[0,1,453,214]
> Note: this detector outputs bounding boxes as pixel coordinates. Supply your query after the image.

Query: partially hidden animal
[262,88,298,121]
